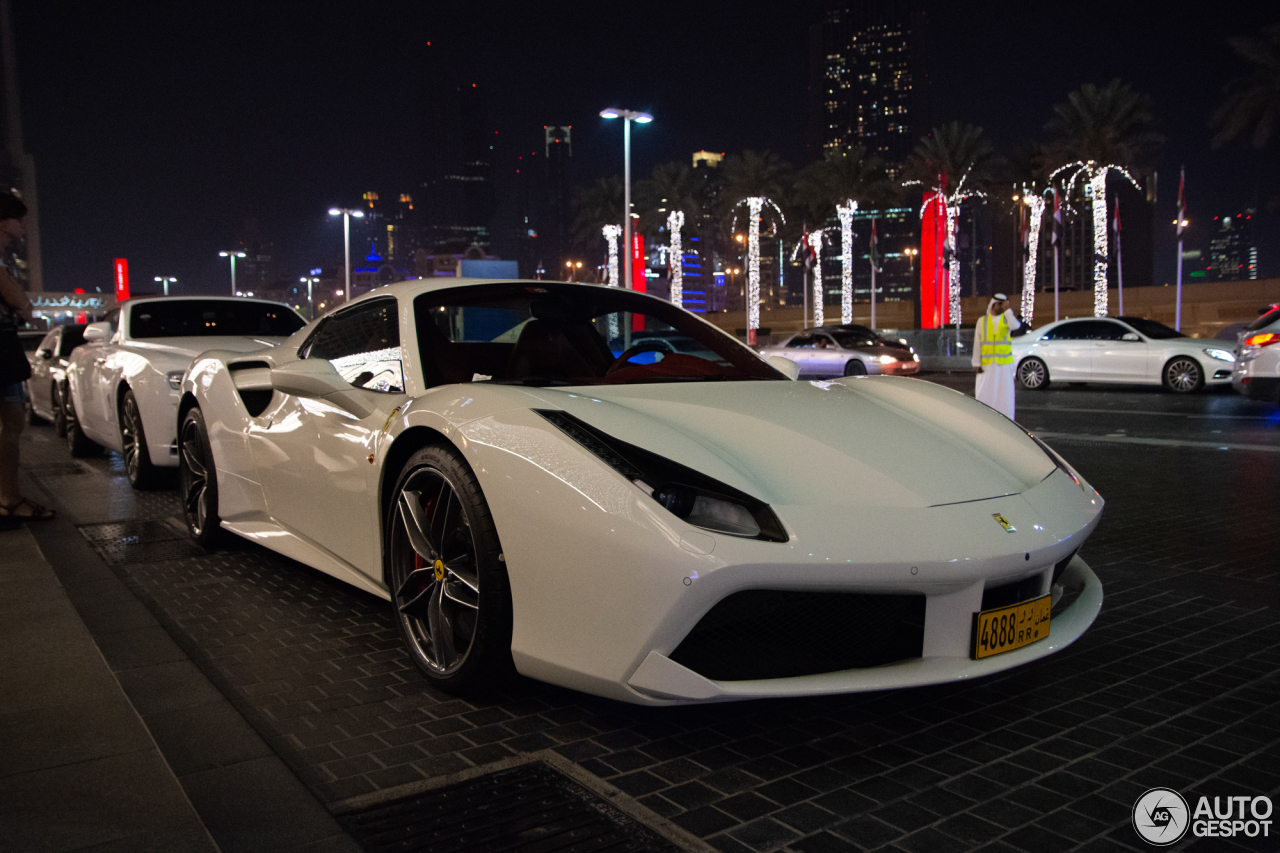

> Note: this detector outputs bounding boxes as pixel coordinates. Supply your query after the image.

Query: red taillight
[1244,332,1279,347]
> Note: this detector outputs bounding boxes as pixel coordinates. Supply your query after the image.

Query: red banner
[919,194,949,328]
[113,258,130,302]
[630,233,646,293]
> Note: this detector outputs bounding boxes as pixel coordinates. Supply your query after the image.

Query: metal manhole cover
[339,762,682,853]
[78,518,205,564]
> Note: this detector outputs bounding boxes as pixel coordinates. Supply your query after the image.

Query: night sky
[13,1,1279,296]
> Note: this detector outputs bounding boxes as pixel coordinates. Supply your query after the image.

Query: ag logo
[1133,788,1189,845]
[992,513,1016,532]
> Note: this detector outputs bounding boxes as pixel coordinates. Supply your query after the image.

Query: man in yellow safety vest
[971,292,1021,420]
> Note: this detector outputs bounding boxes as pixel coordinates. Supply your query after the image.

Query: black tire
[1162,357,1203,394]
[843,360,867,377]
[64,389,102,457]
[386,444,512,693]
[23,383,40,425]
[52,384,68,437]
[119,389,158,490]
[1017,357,1050,390]
[179,407,222,548]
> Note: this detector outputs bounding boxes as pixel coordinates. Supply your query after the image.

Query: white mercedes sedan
[1012,316,1236,393]
[177,278,1104,706]
[64,296,304,488]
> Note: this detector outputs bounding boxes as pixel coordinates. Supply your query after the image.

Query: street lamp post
[299,275,320,320]
[153,276,176,296]
[599,108,652,292]
[218,251,245,295]
[328,207,365,303]
[564,260,582,282]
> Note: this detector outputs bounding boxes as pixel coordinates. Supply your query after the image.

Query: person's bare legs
[0,400,24,507]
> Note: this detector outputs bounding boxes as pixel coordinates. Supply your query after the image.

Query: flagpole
[1175,166,1186,332]
[1054,247,1060,323]
[1175,236,1183,331]
[870,261,877,331]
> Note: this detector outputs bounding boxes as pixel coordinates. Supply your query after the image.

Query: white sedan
[65,296,304,488]
[1012,316,1236,393]
[179,279,1103,705]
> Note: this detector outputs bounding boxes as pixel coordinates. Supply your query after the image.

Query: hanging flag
[1176,167,1187,236]
[869,219,880,272]
[800,230,816,270]
[1051,189,1063,246]
[1113,199,1122,236]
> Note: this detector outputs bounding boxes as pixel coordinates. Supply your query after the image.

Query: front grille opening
[669,590,925,681]
[981,574,1044,611]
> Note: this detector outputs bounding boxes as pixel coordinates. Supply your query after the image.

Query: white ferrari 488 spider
[180,279,1104,705]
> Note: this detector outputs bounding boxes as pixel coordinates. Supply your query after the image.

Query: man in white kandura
[972,292,1021,420]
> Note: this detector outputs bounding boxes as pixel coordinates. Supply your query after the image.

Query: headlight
[536,409,788,541]
[876,355,895,364]
[1203,348,1235,363]
[1028,432,1089,492]
[166,370,185,390]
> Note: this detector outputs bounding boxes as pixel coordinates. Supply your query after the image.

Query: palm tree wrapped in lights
[1044,80,1163,317]
[721,151,792,343]
[910,169,984,326]
[666,210,685,306]
[601,225,622,286]
[733,197,786,338]
[1015,187,1047,322]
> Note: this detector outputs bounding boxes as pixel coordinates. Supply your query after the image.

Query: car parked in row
[1232,304,1280,406]
[64,296,305,488]
[760,324,920,377]
[1012,316,1236,393]
[24,323,87,434]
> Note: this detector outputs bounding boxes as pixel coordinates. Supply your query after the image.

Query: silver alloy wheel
[179,415,210,537]
[121,392,143,480]
[1018,358,1048,389]
[393,467,482,675]
[1165,358,1201,393]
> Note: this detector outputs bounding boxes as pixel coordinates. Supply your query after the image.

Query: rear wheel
[1017,357,1050,390]
[387,445,512,693]
[179,407,221,548]
[1163,357,1203,393]
[65,390,102,457]
[120,389,158,490]
[843,360,867,377]
[51,384,68,437]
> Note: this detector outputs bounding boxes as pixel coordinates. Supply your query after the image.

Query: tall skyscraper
[809,1,929,165]
[542,125,572,273]
[0,0,41,292]
[421,83,494,253]
[1207,211,1258,282]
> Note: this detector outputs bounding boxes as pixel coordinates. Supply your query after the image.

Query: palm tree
[634,162,700,233]
[570,177,623,275]
[719,150,792,337]
[1045,80,1162,316]
[903,122,1002,191]
[793,145,892,224]
[1211,25,1280,149]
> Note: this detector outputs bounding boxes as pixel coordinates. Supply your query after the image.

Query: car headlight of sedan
[1026,431,1090,492]
[876,355,895,364]
[536,409,788,542]
[166,370,185,390]
[1202,347,1235,363]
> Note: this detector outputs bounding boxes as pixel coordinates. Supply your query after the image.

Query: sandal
[0,498,56,521]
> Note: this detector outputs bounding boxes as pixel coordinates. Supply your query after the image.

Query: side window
[1092,322,1127,341]
[304,299,404,393]
[1043,321,1087,341]
[787,335,815,348]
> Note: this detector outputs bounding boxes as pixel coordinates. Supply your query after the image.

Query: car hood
[126,336,287,359]
[523,378,1055,509]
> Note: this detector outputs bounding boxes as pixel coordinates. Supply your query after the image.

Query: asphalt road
[14,375,1280,853]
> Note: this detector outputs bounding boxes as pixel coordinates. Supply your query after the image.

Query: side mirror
[767,355,800,380]
[270,358,349,398]
[82,321,111,342]
[37,348,53,360]
[1121,332,1140,342]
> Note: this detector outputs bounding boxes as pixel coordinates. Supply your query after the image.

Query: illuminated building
[1206,211,1258,282]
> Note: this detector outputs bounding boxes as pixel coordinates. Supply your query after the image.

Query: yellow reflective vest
[979,313,1013,366]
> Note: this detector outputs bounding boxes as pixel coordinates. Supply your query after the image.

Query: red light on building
[919,193,950,328]
[113,258,130,302]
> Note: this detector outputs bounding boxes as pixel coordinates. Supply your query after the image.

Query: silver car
[1232,304,1280,405]
[761,325,920,377]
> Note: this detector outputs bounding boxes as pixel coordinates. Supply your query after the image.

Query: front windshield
[1245,306,1279,332]
[130,300,305,339]
[1119,317,1185,340]
[830,326,883,348]
[414,282,786,386]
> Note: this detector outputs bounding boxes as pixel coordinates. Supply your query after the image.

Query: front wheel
[1163,357,1203,393]
[1017,357,1050,390]
[386,445,512,693]
[843,360,867,377]
[179,407,222,548]
[120,389,158,490]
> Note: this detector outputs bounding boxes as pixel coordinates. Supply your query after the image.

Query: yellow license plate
[971,595,1051,660]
